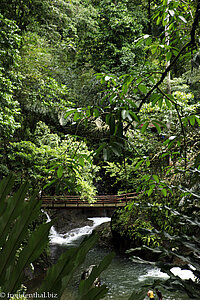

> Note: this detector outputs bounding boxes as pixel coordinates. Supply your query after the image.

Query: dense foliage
[0,0,200,298]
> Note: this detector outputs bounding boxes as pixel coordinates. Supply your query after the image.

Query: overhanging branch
[138,0,200,111]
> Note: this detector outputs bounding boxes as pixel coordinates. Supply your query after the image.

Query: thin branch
[138,0,200,111]
[138,41,190,110]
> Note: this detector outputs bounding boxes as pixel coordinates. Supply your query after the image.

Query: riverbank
[24,210,193,300]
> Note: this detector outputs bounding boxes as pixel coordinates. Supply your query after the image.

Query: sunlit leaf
[162,188,167,197]
[178,15,187,23]
[146,158,150,167]
[65,109,77,119]
[134,159,144,170]
[57,166,63,178]
[153,175,159,183]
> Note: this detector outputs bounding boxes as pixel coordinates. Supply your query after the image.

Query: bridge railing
[41,192,137,208]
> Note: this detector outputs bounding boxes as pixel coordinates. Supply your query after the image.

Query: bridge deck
[41,192,137,209]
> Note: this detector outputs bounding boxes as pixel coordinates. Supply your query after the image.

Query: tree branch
[138,0,200,111]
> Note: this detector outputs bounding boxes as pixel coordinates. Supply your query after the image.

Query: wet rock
[94,221,114,250]
[46,209,93,234]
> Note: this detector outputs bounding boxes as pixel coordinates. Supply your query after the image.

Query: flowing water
[45,213,195,300]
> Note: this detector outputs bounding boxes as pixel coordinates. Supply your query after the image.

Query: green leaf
[94,143,107,157]
[162,188,167,197]
[166,52,172,62]
[5,221,54,292]
[110,143,121,156]
[195,116,200,126]
[166,167,173,175]
[138,84,147,94]
[93,108,100,118]
[156,16,161,25]
[57,165,64,178]
[151,45,158,54]
[182,117,188,127]
[43,178,57,190]
[0,174,15,209]
[80,286,108,300]
[150,93,161,106]
[190,115,196,126]
[161,153,169,158]
[136,185,142,193]
[126,99,138,109]
[158,98,163,108]
[109,93,116,104]
[165,98,172,108]
[0,192,41,285]
[152,175,159,183]
[141,122,149,134]
[0,181,30,248]
[146,158,150,167]
[78,156,85,167]
[115,121,123,137]
[152,122,161,134]
[73,111,80,121]
[134,159,144,170]
[105,114,110,125]
[65,109,77,119]
[147,188,153,196]
[129,111,139,122]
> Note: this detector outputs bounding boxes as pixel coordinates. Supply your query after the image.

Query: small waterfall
[42,210,110,247]
[50,217,111,246]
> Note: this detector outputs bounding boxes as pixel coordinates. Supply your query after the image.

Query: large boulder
[46,209,93,233]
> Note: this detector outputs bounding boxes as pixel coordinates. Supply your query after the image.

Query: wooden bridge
[41,192,137,209]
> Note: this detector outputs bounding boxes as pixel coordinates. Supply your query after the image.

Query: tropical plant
[0,174,114,299]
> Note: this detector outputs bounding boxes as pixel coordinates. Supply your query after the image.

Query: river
[47,215,194,300]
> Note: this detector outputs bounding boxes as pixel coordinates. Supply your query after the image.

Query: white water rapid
[43,211,110,247]
[138,266,196,282]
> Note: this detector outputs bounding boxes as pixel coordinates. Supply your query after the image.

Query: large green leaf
[0,180,30,247]
[0,192,41,284]
[38,233,99,297]
[4,220,54,293]
[80,286,108,300]
[0,173,15,210]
